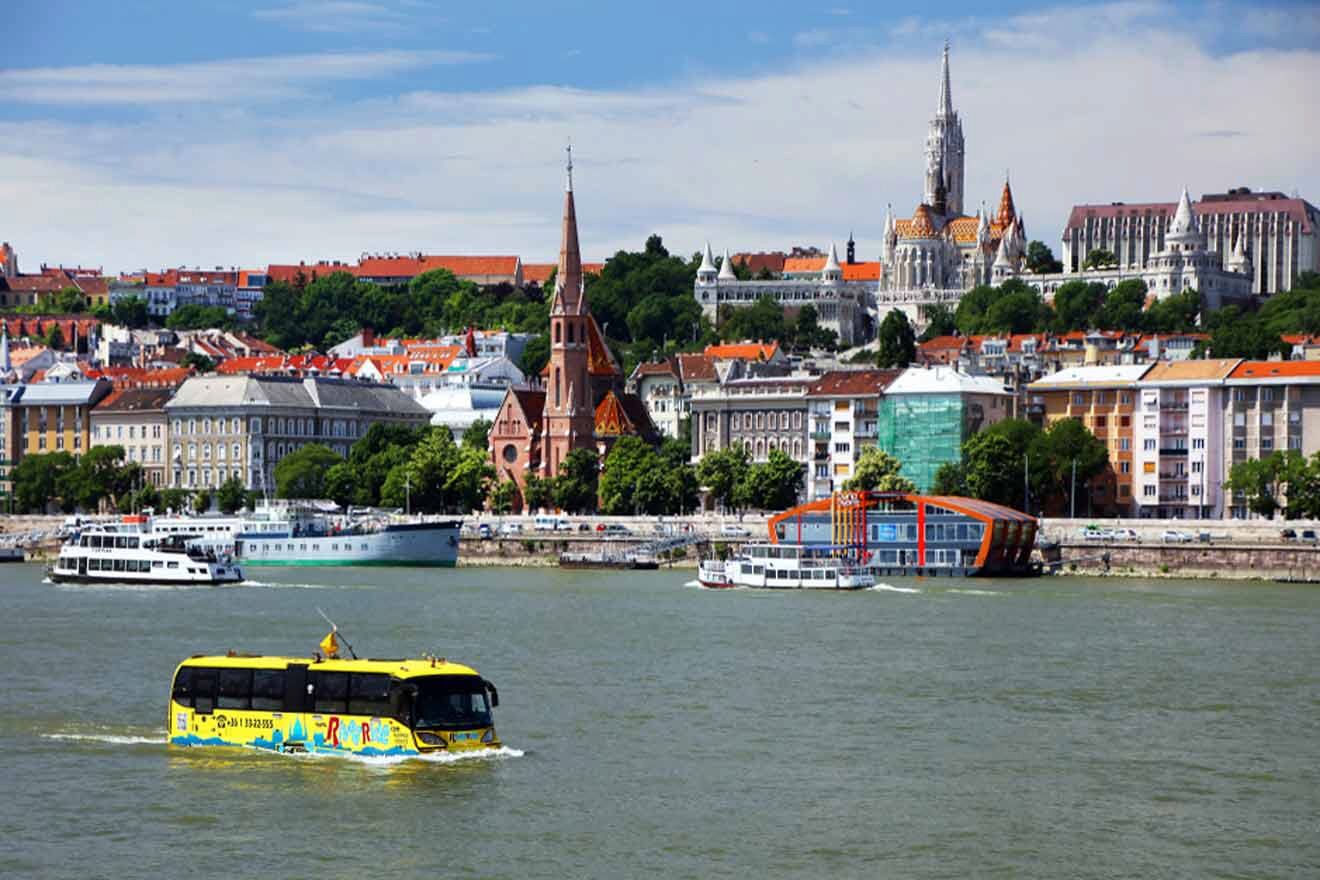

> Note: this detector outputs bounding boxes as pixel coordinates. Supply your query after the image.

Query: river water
[1,564,1318,878]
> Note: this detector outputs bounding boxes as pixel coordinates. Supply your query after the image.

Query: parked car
[1110,528,1140,542]
[720,524,752,537]
[602,524,633,536]
[534,514,571,531]
[499,522,523,536]
[477,523,493,540]
[1081,527,1112,541]
[1281,528,1298,541]
[1302,529,1319,543]
[1161,529,1193,543]
[577,523,593,532]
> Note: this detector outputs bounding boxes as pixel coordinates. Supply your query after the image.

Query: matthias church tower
[923,42,965,218]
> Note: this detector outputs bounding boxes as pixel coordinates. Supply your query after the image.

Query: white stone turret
[697,242,717,284]
[718,249,736,281]
[1227,229,1252,275]
[1165,188,1203,252]
[822,243,843,282]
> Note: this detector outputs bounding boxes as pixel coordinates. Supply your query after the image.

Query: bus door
[284,665,310,713]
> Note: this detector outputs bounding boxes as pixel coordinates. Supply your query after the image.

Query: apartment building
[803,369,900,500]
[90,388,173,487]
[164,375,430,491]
[1223,361,1320,518]
[1132,360,1239,519]
[877,367,1011,492]
[1027,364,1149,514]
[689,373,811,471]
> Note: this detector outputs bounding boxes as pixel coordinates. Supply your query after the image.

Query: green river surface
[1,563,1318,878]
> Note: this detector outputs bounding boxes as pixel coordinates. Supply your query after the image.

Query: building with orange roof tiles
[876,45,1029,332]
[1220,360,1320,516]
[1027,364,1153,515]
[695,240,870,346]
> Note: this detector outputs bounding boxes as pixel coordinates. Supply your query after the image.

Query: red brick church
[489,151,657,509]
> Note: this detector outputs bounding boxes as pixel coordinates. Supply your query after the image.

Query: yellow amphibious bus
[167,653,501,757]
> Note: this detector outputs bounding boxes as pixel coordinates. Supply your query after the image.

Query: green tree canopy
[1082,248,1117,269]
[462,418,492,452]
[274,443,343,499]
[546,448,597,513]
[735,449,803,511]
[696,446,751,512]
[216,476,247,514]
[1096,279,1148,331]
[1025,241,1064,274]
[167,304,233,331]
[843,448,916,493]
[10,452,76,513]
[875,309,916,368]
[918,304,957,341]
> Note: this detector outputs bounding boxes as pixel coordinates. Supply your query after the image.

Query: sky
[3,0,1319,273]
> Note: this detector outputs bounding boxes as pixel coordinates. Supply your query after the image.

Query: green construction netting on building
[876,394,966,491]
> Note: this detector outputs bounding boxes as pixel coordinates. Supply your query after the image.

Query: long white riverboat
[147,505,461,568]
[49,516,243,586]
[698,543,875,590]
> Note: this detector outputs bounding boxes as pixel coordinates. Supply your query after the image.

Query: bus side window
[172,667,194,708]
[217,668,252,710]
[192,668,217,715]
[311,672,348,714]
[251,669,285,711]
[348,673,391,716]
[389,682,414,725]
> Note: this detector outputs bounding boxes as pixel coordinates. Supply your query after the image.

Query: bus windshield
[411,675,492,730]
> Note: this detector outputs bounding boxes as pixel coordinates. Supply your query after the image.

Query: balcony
[1159,447,1188,456]
[1159,402,1189,412]
[810,430,831,441]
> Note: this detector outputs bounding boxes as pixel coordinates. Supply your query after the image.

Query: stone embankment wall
[459,535,701,568]
[1050,541,1320,580]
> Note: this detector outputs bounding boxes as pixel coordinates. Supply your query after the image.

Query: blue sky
[3,0,1318,271]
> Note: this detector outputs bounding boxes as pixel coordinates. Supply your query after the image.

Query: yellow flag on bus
[319,629,339,659]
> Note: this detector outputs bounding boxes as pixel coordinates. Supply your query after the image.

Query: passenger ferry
[148,505,461,568]
[49,516,243,586]
[697,546,875,590]
[167,649,501,757]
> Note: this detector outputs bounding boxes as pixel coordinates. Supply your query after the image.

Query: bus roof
[177,655,481,678]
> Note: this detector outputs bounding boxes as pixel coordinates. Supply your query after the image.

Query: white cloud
[2,2,1317,276]
[0,49,492,105]
[252,0,422,33]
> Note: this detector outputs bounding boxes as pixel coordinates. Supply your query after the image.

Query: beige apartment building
[90,387,173,487]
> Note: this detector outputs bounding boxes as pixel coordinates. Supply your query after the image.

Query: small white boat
[698,543,874,590]
[697,559,734,588]
[49,515,243,586]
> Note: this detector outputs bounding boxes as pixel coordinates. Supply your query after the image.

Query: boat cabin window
[251,669,285,711]
[348,673,392,716]
[217,669,252,709]
[311,671,349,713]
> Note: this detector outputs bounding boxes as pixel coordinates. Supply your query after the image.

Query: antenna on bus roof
[316,607,358,659]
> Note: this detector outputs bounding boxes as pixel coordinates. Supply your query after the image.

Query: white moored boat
[49,515,243,586]
[698,543,874,590]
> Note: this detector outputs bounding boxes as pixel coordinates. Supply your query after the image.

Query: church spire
[938,40,953,118]
[553,143,584,315]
